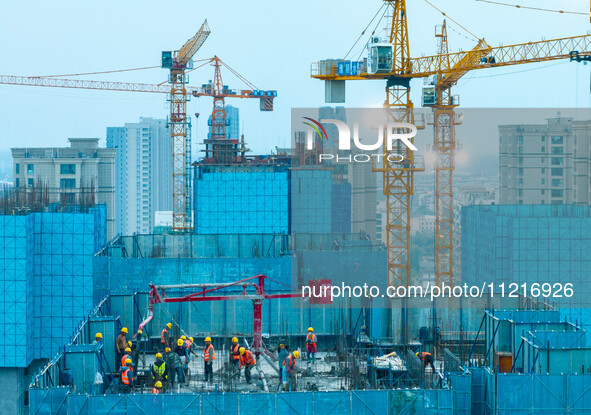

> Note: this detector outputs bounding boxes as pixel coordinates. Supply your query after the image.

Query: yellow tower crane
[311,0,591,288]
[161,20,210,232]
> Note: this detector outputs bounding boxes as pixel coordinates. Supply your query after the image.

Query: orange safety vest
[283,354,295,371]
[420,352,431,361]
[161,328,168,344]
[306,333,316,347]
[204,344,215,362]
[151,388,160,394]
[232,344,240,360]
[239,350,255,367]
[121,354,130,366]
[184,339,192,349]
[121,368,131,385]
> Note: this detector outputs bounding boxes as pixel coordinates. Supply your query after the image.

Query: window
[542,168,546,174]
[542,179,545,185]
[518,189,523,196]
[60,164,76,174]
[541,136,545,142]
[15,163,19,174]
[519,178,523,185]
[541,189,545,195]
[551,168,563,176]
[60,178,76,188]
[519,157,523,164]
[551,147,563,154]
[541,146,545,152]
[551,179,563,187]
[541,158,545,163]
[518,135,523,144]
[551,189,563,198]
[15,178,19,188]
[551,136,563,144]
[551,158,563,165]
[27,164,34,174]
[27,178,33,187]
[541,200,545,204]
[518,147,523,154]
[519,168,523,175]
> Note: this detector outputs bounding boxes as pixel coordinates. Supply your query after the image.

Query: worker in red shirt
[416,351,436,371]
[203,336,215,383]
[238,347,256,384]
[306,327,317,363]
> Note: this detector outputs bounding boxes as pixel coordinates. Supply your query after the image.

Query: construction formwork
[193,165,289,234]
[462,205,591,307]
[0,205,106,367]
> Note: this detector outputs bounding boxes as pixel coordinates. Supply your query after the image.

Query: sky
[0,0,590,162]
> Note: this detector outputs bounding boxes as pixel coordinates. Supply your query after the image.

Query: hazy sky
[0,0,589,158]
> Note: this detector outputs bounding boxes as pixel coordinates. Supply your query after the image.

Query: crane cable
[344,3,386,60]
[475,0,587,16]
[355,5,389,62]
[422,0,481,42]
[31,65,160,78]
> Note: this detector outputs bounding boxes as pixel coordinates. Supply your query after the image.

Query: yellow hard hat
[121,327,128,333]
[181,335,186,340]
[205,337,211,342]
[125,358,132,365]
[293,351,300,359]
[155,353,162,359]
[166,323,172,329]
[137,329,143,334]
[239,347,245,355]
[232,337,238,343]
[307,327,313,332]
[189,337,193,342]
[177,339,183,346]
[416,352,419,357]
[165,347,171,353]
[128,341,132,347]
[95,333,103,339]
[124,347,131,352]
[279,343,285,347]
[155,381,162,388]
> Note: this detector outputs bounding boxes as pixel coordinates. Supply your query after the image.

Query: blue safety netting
[30,389,450,415]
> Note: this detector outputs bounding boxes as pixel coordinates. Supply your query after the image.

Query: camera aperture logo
[301,117,418,163]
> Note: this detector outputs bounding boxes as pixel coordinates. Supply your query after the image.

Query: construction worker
[120,358,134,393]
[167,346,184,385]
[184,336,196,363]
[116,327,128,369]
[416,351,436,371]
[161,323,172,349]
[121,347,132,367]
[151,380,163,394]
[282,350,300,391]
[92,332,103,346]
[230,337,241,375]
[238,347,256,384]
[306,327,317,363]
[151,353,168,384]
[203,337,215,383]
[277,343,288,387]
[175,338,188,370]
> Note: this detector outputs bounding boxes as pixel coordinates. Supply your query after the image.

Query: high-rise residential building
[11,138,115,238]
[499,117,591,205]
[107,117,172,235]
[208,105,239,139]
